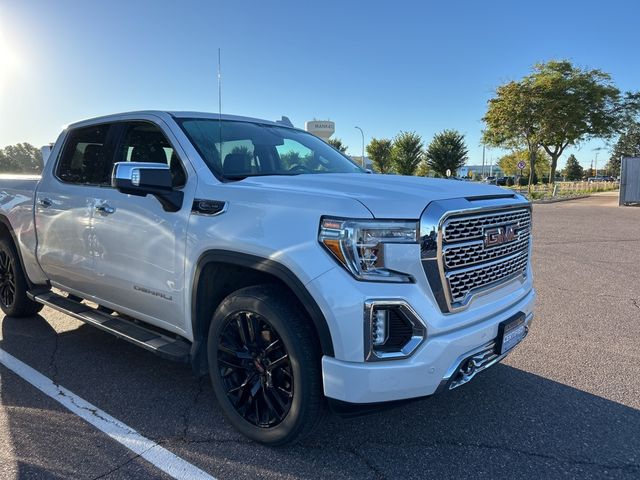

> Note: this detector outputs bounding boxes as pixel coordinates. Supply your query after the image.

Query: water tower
[305,120,335,140]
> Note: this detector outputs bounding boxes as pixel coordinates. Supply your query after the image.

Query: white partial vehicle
[0,111,535,444]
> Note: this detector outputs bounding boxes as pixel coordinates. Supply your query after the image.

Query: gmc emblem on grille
[483,223,520,248]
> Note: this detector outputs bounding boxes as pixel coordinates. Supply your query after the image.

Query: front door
[89,120,194,335]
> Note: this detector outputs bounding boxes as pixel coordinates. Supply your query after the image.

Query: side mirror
[111,162,183,212]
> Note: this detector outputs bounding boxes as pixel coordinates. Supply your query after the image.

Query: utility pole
[355,126,365,168]
[481,145,485,179]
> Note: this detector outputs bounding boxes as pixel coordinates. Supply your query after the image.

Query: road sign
[446,169,452,177]
[517,160,526,170]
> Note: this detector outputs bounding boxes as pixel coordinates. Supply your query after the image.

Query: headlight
[318,217,418,282]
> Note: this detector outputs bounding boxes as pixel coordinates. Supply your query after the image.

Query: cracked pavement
[1,192,639,479]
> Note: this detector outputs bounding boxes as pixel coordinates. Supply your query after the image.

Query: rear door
[88,120,195,334]
[35,123,116,296]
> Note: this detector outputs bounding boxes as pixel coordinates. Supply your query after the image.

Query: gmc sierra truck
[0,111,535,445]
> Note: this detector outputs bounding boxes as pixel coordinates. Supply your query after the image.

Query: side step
[28,290,191,362]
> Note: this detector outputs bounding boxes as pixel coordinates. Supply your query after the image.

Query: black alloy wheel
[217,310,293,427]
[0,236,44,317]
[0,250,15,308]
[207,285,324,445]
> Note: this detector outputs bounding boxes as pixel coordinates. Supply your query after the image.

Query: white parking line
[0,348,216,480]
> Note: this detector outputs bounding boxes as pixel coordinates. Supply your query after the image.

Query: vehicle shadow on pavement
[1,314,639,479]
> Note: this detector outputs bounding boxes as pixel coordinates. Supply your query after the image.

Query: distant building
[458,164,504,178]
[304,120,335,140]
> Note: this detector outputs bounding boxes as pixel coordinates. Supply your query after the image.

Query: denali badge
[134,285,173,301]
[483,223,520,248]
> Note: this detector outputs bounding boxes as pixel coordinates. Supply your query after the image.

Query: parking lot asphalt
[1,192,639,480]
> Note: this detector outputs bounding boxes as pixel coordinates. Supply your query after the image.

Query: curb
[531,195,592,204]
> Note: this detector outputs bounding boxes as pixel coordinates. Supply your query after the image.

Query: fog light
[364,300,427,361]
[372,309,388,346]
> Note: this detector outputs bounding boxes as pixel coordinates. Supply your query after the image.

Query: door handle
[95,203,115,215]
[38,198,52,208]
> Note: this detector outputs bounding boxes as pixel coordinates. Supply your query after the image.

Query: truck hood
[233,173,515,218]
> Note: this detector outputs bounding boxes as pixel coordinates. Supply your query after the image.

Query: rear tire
[0,236,44,317]
[207,285,325,445]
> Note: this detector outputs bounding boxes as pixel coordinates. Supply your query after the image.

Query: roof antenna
[217,48,223,163]
[217,48,222,119]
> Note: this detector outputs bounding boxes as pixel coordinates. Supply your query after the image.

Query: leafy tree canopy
[425,129,468,177]
[415,161,430,177]
[483,79,543,188]
[0,143,43,174]
[327,137,348,153]
[531,60,639,182]
[562,154,584,181]
[483,59,640,185]
[497,149,550,181]
[391,131,423,176]
[366,138,393,173]
[606,122,640,176]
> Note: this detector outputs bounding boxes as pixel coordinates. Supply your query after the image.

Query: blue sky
[1,0,638,170]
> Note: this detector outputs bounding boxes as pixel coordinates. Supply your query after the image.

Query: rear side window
[57,124,112,185]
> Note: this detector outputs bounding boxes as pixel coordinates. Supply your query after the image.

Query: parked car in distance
[497,176,515,186]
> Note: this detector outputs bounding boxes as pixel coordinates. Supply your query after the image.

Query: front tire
[0,236,43,317]
[207,285,324,445]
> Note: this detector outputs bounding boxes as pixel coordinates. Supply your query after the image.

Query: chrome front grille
[420,198,532,313]
[443,209,531,242]
[447,250,529,303]
[443,236,529,269]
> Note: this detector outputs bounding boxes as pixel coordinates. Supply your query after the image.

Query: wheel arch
[0,214,36,289]
[190,250,334,374]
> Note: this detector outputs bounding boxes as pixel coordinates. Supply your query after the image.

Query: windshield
[177,119,364,180]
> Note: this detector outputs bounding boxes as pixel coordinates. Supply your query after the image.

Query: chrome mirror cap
[111,162,170,189]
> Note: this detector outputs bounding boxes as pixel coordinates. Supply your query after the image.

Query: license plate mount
[496,313,526,355]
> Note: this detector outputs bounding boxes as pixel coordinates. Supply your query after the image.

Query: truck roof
[66,111,292,130]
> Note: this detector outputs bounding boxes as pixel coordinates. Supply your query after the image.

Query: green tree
[391,131,423,175]
[606,123,640,176]
[425,129,468,177]
[0,143,43,174]
[327,138,348,153]
[483,80,543,190]
[497,149,551,182]
[366,138,393,173]
[530,61,639,183]
[483,60,640,188]
[563,154,584,181]
[415,161,430,177]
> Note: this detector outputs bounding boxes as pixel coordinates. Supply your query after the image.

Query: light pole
[592,146,605,178]
[355,126,365,168]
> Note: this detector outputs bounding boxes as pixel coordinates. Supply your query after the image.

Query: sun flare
[0,24,24,85]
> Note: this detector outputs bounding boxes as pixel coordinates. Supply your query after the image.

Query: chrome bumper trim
[436,312,533,393]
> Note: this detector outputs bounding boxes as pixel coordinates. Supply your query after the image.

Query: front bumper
[321,288,536,404]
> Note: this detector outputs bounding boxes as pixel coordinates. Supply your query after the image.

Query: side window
[115,122,187,188]
[57,124,112,185]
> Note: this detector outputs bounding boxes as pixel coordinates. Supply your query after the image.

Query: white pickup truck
[0,111,535,444]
